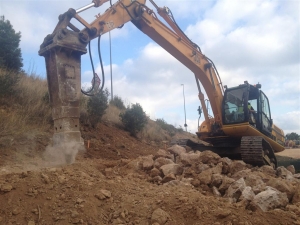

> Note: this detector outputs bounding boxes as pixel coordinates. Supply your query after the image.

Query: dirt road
[276,148,300,159]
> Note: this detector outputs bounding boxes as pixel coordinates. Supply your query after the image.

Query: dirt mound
[1,124,300,225]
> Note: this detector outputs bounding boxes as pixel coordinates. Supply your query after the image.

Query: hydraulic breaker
[39,28,87,146]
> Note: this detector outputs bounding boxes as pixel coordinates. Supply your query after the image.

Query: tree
[87,89,109,128]
[110,95,126,110]
[0,16,23,71]
[286,132,300,141]
[120,103,148,136]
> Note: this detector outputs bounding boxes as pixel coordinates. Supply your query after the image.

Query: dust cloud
[43,141,85,166]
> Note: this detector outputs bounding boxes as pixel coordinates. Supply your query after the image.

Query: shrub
[87,88,109,128]
[155,118,177,137]
[0,69,20,98]
[120,103,148,136]
[110,95,126,110]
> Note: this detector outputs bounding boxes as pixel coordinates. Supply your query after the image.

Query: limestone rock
[199,150,221,165]
[150,168,162,178]
[266,177,295,201]
[286,165,296,175]
[229,161,247,175]
[0,184,13,192]
[178,152,201,166]
[245,174,266,194]
[151,208,170,225]
[240,186,255,201]
[212,186,221,196]
[198,169,213,185]
[160,164,183,176]
[225,178,246,202]
[154,149,174,160]
[167,145,186,156]
[154,157,174,169]
[276,166,294,180]
[292,184,300,204]
[251,186,289,212]
[211,173,223,188]
[219,177,235,194]
[194,163,210,174]
[218,157,232,174]
[231,169,252,180]
[259,165,276,177]
[162,173,176,183]
[142,155,154,170]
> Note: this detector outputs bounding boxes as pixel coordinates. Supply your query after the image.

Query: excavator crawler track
[241,136,277,169]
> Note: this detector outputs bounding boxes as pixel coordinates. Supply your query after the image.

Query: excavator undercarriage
[172,135,278,169]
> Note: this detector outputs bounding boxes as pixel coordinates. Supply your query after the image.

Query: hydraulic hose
[81,36,105,96]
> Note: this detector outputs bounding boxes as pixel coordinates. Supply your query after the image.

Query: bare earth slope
[0,123,300,225]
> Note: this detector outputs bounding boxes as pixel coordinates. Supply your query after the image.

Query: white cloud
[274,111,300,134]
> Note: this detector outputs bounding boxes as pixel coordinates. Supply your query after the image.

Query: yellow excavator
[39,0,285,168]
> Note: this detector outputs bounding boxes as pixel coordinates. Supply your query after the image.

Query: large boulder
[178,152,201,166]
[258,165,276,177]
[150,168,162,178]
[198,169,213,185]
[142,155,154,170]
[286,165,296,175]
[219,177,235,194]
[154,149,174,161]
[245,174,266,194]
[211,173,223,188]
[199,151,221,165]
[151,208,170,225]
[154,157,174,169]
[218,157,232,174]
[167,145,186,156]
[160,164,183,176]
[276,166,294,180]
[240,186,255,201]
[251,186,289,212]
[231,169,252,180]
[225,178,246,202]
[229,161,247,175]
[266,177,295,201]
[292,184,300,204]
[194,163,210,174]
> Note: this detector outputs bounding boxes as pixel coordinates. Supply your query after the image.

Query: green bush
[155,118,177,137]
[87,88,109,128]
[120,103,148,136]
[0,69,20,97]
[110,95,126,110]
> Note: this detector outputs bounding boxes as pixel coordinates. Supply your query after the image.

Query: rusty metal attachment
[39,27,88,146]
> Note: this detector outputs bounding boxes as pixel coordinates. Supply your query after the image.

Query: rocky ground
[0,123,300,225]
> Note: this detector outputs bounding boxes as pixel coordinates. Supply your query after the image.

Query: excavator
[39,0,285,168]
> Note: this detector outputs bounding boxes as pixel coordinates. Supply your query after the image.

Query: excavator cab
[222,81,273,138]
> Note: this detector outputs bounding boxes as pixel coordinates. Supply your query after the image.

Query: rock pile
[135,145,300,213]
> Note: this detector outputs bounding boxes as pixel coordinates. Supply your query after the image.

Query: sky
[1,0,299,135]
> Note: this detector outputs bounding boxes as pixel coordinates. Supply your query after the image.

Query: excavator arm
[39,0,224,146]
[78,0,224,132]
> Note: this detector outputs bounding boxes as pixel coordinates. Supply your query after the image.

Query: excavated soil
[0,123,300,225]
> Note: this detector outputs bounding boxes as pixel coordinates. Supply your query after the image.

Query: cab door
[258,91,272,136]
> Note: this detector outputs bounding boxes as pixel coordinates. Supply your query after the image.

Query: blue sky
[1,0,299,135]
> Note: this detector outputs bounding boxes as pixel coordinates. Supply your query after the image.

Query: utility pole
[109,31,113,100]
[181,84,187,132]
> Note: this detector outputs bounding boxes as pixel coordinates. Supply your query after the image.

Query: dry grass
[0,68,190,144]
[15,74,51,125]
[0,70,51,137]
[102,104,124,127]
